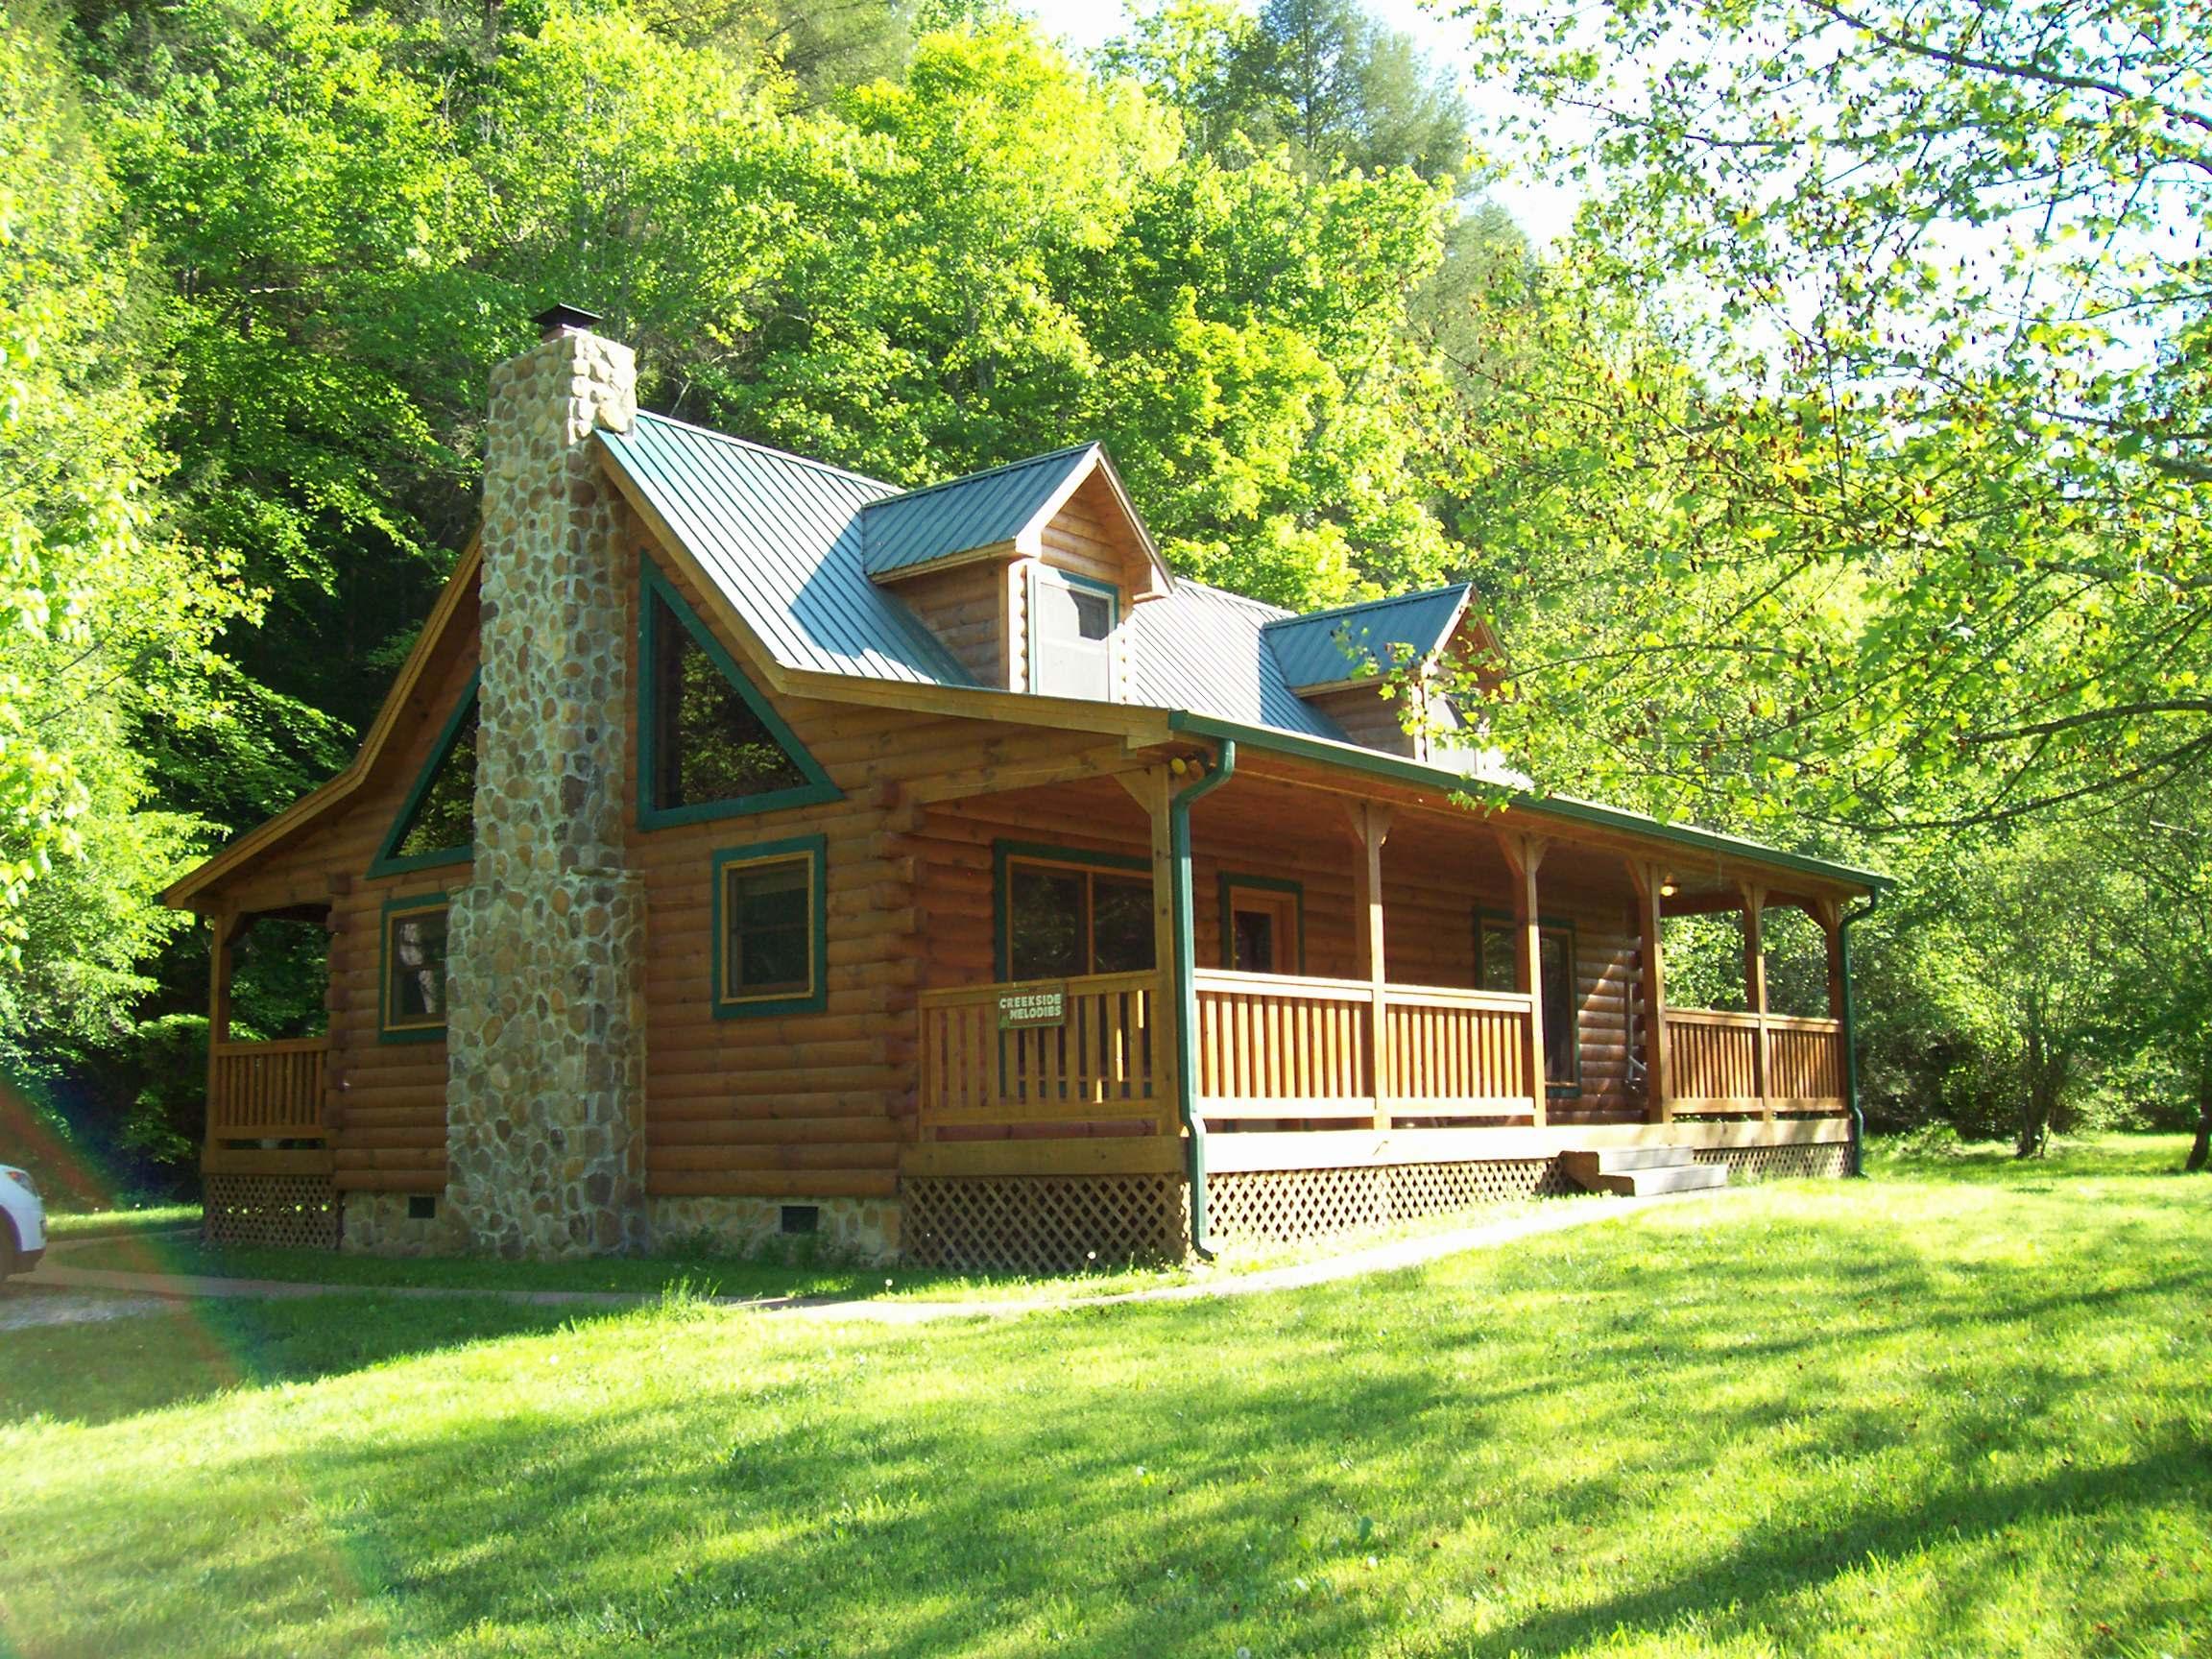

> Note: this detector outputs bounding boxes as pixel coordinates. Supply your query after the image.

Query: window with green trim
[1476,913,1580,1090]
[711,836,828,1017]
[650,590,807,808]
[637,566,839,829]
[1003,852,1152,980]
[370,681,477,877]
[381,898,450,1039]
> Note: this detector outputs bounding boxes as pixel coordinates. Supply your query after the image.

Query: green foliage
[1104,0,1472,180]
[0,2,247,1009]
[1447,0,2212,835]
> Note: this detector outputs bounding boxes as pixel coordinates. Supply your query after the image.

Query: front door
[1227,886,1301,974]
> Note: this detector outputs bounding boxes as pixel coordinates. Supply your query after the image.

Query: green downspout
[1840,891,1880,1178]
[1170,739,1236,1258]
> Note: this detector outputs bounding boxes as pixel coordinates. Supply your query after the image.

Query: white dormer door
[1028,565,1118,701]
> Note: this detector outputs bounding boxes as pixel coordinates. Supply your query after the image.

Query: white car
[0,1166,46,1279]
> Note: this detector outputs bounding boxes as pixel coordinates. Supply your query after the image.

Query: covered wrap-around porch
[899,727,1875,1253]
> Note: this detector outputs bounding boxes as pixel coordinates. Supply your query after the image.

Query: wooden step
[1559,1147,1726,1196]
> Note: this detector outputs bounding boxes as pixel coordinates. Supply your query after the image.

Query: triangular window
[370,679,478,875]
[638,566,838,827]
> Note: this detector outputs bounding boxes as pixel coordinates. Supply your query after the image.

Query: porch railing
[916,971,1169,1139]
[1665,1009,1846,1114]
[208,1037,329,1140]
[1191,970,1370,1118]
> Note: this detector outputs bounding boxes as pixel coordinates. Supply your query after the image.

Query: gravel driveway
[0,1287,181,1332]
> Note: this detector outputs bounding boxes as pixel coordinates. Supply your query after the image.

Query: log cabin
[164,307,1890,1266]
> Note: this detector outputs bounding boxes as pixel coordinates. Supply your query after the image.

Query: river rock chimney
[444,305,648,1258]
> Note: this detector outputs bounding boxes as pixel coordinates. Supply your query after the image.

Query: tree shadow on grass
[0,1292,583,1430]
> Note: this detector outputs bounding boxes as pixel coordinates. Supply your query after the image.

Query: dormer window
[1029,567,1118,701]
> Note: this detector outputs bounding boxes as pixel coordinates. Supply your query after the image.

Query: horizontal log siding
[892,560,1009,688]
[206,586,483,1193]
[1302,685,1420,758]
[631,539,1142,1197]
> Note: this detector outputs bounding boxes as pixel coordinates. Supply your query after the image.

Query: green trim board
[709,834,830,1018]
[991,838,1150,981]
[1164,710,1891,893]
[1475,905,1581,1096]
[377,891,452,1045]
[368,674,479,878]
[1216,873,1307,974]
[637,560,842,830]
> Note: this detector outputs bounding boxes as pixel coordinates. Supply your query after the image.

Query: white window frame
[1026,565,1120,701]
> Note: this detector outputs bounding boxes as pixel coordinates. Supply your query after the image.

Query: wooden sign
[998,984,1067,1030]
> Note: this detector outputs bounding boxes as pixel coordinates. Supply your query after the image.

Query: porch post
[1499,830,1550,1128]
[1120,766,1183,1141]
[1814,897,1846,1020]
[1629,860,1672,1124]
[204,910,236,1156]
[1348,803,1393,1131]
[1741,881,1771,1119]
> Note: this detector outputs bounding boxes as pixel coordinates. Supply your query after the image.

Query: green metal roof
[1262,584,1474,689]
[600,415,974,686]
[598,414,1346,737]
[1166,710,1892,893]
[600,412,1886,893]
[858,444,1100,577]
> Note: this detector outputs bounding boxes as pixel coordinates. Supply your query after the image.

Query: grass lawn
[3,1137,2206,1657]
[40,1203,200,1240]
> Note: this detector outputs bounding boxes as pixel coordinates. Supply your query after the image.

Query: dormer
[860,444,1171,700]
[1262,585,1504,762]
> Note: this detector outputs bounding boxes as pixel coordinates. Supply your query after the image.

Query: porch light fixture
[1659,880,1677,897]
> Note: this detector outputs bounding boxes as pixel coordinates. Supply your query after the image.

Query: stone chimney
[445,305,647,1258]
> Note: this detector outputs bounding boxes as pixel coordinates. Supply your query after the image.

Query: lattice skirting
[902,1174,1189,1272]
[1694,1142,1851,1182]
[1207,1159,1575,1248]
[204,1173,341,1250]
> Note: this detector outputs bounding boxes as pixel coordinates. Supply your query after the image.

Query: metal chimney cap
[532,302,603,340]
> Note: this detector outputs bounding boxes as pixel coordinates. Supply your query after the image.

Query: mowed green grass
[2,1139,2205,1658]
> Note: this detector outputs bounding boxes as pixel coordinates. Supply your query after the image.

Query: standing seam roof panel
[604,415,973,686]
[859,445,1097,576]
[1262,585,1473,690]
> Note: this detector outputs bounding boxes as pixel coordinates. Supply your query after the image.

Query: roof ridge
[1260,582,1474,633]
[627,410,899,495]
[859,441,1100,513]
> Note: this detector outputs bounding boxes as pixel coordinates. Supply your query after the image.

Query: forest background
[6,0,2206,1197]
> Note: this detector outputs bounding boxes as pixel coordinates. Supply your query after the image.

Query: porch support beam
[1116,767,1184,1142]
[1741,880,1772,1119]
[1812,897,1847,1022]
[204,908,244,1165]
[1346,802,1394,1131]
[1497,830,1550,1128]
[1628,859,1673,1124]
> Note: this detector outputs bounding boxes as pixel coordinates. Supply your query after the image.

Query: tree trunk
[2189,1052,2212,1173]
[2014,1022,2052,1160]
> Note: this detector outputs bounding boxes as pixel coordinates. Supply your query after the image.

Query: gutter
[1169,739,1237,1259]
[1839,890,1881,1177]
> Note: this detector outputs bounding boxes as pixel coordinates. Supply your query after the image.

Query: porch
[896,734,1869,1262]
[909,968,1851,1155]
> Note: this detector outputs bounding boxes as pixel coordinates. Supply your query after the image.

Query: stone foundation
[648,1195,901,1264]
[341,1191,463,1257]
